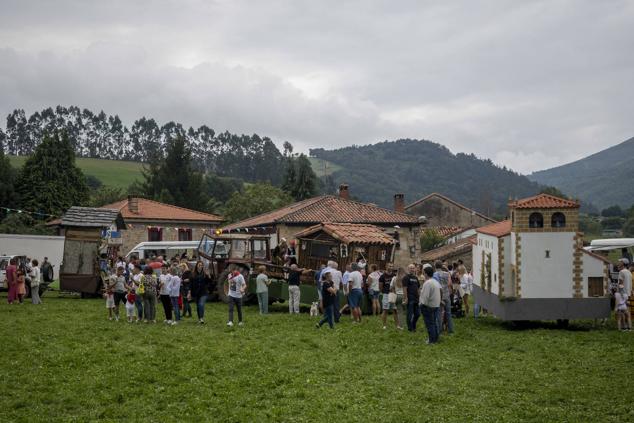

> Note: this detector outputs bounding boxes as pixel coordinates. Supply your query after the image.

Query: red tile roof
[509,193,579,209]
[295,223,396,245]
[420,235,476,262]
[222,195,418,231]
[476,220,512,238]
[101,198,223,223]
[428,226,465,238]
[405,193,497,223]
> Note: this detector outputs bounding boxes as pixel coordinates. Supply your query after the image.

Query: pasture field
[308,157,342,178]
[1,293,633,422]
[8,156,143,189]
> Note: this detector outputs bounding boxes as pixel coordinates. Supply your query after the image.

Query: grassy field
[308,157,342,178]
[8,156,143,189]
[1,293,633,422]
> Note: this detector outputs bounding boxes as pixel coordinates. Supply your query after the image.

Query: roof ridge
[133,197,223,220]
[405,192,496,222]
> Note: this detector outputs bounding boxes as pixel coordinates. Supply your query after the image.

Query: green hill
[308,157,342,178]
[310,139,543,214]
[529,136,634,209]
[8,156,143,189]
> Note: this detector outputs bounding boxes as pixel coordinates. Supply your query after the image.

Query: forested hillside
[311,139,543,215]
[0,106,285,185]
[529,137,634,209]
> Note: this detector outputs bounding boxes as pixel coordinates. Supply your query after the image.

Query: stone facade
[405,193,495,228]
[511,208,579,233]
[120,221,216,256]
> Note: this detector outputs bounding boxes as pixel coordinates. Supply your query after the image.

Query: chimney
[128,195,139,214]
[394,193,405,213]
[338,184,350,200]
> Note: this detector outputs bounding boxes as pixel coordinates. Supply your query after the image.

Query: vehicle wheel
[556,319,569,328]
[216,268,232,304]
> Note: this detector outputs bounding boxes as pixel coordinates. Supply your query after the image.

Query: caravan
[125,241,202,261]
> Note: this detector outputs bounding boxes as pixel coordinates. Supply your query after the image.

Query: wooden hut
[58,207,126,294]
[295,223,396,270]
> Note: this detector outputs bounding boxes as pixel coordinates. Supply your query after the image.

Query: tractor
[197,233,286,303]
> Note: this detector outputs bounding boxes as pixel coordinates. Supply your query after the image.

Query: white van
[125,241,203,261]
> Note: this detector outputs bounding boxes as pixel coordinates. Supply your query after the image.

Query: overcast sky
[0,0,632,174]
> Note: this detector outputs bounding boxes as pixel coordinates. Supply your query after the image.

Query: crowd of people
[306,258,474,344]
[4,256,54,305]
[102,255,213,325]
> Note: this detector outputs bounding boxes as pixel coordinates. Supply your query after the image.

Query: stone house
[405,193,496,228]
[100,196,223,255]
[222,185,422,269]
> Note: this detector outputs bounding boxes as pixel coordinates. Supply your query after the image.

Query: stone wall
[119,221,217,256]
[406,196,494,227]
[511,208,579,233]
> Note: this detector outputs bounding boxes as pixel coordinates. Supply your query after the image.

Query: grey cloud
[0,0,633,173]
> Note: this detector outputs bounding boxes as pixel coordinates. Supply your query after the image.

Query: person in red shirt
[6,258,17,304]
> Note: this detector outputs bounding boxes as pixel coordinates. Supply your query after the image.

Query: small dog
[309,302,319,317]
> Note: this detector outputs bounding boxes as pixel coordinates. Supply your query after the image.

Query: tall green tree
[224,183,293,223]
[293,154,318,200]
[282,154,318,201]
[0,148,16,211]
[140,137,206,211]
[16,131,89,217]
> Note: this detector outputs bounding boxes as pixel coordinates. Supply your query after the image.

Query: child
[168,266,181,324]
[226,270,246,327]
[125,290,137,323]
[615,283,631,331]
[16,269,26,304]
[105,284,115,320]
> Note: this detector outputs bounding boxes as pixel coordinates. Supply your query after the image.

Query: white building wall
[519,232,575,298]
[0,233,65,278]
[582,253,606,298]
[501,235,513,296]
[473,233,499,294]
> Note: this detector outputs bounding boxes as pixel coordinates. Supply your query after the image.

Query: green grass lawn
[1,293,633,422]
[309,157,342,178]
[8,156,143,189]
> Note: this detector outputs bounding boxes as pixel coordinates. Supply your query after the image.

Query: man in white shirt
[618,259,632,297]
[420,264,441,344]
[348,263,364,323]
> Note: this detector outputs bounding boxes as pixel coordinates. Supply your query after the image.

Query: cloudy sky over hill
[0,0,632,174]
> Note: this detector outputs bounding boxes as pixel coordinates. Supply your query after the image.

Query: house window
[545,250,550,258]
[148,227,163,242]
[588,277,604,297]
[551,212,566,228]
[178,228,192,241]
[529,212,544,228]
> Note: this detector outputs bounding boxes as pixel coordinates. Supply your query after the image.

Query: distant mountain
[529,137,634,209]
[310,139,543,215]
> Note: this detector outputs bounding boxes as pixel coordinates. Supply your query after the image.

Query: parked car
[0,255,53,298]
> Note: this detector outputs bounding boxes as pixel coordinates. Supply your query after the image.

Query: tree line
[0,106,285,185]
